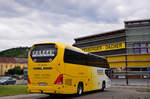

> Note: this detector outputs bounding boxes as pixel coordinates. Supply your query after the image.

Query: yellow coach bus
[27,42,111,95]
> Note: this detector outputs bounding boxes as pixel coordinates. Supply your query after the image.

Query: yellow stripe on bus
[97,73,104,75]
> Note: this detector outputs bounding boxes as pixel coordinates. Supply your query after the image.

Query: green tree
[0,47,30,58]
[7,69,13,75]
[6,66,23,75]
[13,67,23,75]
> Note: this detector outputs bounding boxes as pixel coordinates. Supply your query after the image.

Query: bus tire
[77,83,83,96]
[101,81,105,91]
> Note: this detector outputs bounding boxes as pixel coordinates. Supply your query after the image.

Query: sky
[0,0,150,51]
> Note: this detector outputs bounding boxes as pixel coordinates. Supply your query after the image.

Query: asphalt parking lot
[15,79,150,86]
[0,86,150,99]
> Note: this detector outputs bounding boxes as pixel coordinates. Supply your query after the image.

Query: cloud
[0,0,31,18]
[15,0,119,23]
[0,0,150,51]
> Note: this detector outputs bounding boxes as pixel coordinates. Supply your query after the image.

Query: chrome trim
[33,67,52,70]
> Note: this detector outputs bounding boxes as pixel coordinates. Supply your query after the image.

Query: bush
[6,66,23,75]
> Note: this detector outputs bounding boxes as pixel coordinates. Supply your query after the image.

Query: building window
[128,67,147,71]
[141,43,147,54]
[134,48,139,54]
[134,44,140,48]
[5,65,7,69]
[134,43,150,54]
[0,65,3,75]
[148,44,150,53]
[1,65,3,69]
[134,43,140,54]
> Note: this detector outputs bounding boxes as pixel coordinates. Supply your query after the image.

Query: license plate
[38,83,47,86]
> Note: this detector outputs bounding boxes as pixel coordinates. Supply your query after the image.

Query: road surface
[0,86,150,99]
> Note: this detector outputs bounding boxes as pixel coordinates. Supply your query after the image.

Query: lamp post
[125,42,128,85]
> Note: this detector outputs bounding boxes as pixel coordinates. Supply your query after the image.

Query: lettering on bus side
[97,69,104,75]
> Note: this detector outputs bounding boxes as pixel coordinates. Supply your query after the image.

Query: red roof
[0,57,27,63]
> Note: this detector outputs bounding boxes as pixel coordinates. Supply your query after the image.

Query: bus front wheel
[77,83,83,96]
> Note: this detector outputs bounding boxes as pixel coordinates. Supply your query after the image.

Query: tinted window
[64,48,109,68]
[64,48,86,65]
[8,78,13,80]
[30,44,57,62]
[87,54,109,68]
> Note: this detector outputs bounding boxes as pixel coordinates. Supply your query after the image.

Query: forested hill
[0,47,30,58]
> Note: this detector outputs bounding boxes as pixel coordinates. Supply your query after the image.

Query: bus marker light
[55,74,63,84]
[28,76,31,84]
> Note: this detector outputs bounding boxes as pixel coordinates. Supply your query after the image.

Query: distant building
[0,57,27,76]
[73,19,150,78]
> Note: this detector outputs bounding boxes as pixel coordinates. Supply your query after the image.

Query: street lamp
[125,42,128,85]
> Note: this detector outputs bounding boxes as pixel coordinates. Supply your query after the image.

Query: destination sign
[30,44,57,62]
[32,50,55,57]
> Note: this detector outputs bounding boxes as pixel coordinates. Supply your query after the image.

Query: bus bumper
[28,84,64,94]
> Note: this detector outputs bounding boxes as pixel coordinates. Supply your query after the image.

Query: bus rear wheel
[77,83,83,96]
[101,81,105,91]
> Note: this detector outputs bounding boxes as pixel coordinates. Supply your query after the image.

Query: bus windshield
[30,44,57,62]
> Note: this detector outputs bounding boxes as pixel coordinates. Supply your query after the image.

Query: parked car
[0,77,16,85]
[12,75,23,80]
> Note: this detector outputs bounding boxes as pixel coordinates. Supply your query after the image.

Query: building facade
[73,19,150,78]
[0,57,28,76]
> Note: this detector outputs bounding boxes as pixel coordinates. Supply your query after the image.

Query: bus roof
[32,42,83,52]
[32,42,106,59]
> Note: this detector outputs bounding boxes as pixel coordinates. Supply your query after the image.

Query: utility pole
[125,42,128,85]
